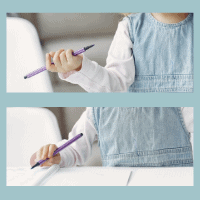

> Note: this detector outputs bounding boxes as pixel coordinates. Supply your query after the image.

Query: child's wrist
[75,64,82,71]
[75,55,83,71]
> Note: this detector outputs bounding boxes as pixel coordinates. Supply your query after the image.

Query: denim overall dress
[92,107,193,167]
[125,13,193,92]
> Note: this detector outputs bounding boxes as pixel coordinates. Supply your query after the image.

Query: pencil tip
[31,162,40,169]
[24,76,27,79]
[84,45,95,51]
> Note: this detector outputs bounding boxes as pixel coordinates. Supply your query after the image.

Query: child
[46,13,193,92]
[30,107,193,168]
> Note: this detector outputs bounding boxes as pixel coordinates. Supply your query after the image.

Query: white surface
[7,166,59,186]
[128,167,193,186]
[7,107,62,167]
[31,164,60,186]
[7,17,53,92]
[44,167,130,186]
[7,166,131,186]
[7,166,193,186]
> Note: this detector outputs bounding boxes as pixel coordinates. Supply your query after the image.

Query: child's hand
[35,144,61,167]
[46,49,83,73]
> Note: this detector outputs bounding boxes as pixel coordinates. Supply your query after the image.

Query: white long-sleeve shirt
[56,107,194,167]
[58,19,135,92]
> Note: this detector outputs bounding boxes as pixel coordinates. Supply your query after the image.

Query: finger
[48,144,57,158]
[42,145,50,160]
[36,147,44,161]
[41,162,51,167]
[41,155,60,167]
[46,53,57,72]
[41,159,52,167]
[30,152,37,166]
[53,49,65,69]
[48,154,61,165]
[49,51,56,58]
[51,154,61,164]
[66,49,74,63]
[60,51,68,66]
[41,160,53,167]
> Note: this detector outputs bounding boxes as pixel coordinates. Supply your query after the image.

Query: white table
[7,166,193,186]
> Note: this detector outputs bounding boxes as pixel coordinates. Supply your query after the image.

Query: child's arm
[47,19,134,92]
[30,108,97,168]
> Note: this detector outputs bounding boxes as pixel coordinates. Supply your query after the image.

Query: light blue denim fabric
[124,13,193,92]
[92,107,193,167]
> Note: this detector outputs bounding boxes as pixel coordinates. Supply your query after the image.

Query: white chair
[7,107,62,167]
[7,17,53,92]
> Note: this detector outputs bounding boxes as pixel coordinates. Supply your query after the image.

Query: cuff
[58,54,97,84]
[58,70,76,80]
[56,140,75,168]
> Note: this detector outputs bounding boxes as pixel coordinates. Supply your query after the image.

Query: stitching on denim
[147,13,193,28]
[134,74,193,79]
[101,146,192,159]
[129,88,193,93]
[129,75,193,92]
[103,159,193,167]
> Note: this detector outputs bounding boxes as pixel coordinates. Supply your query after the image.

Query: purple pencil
[31,133,83,169]
[24,44,94,79]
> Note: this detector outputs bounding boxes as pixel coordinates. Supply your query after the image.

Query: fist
[35,144,61,167]
[46,49,83,73]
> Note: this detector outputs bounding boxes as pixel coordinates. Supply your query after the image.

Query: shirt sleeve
[58,19,135,92]
[56,107,98,167]
[181,107,194,134]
